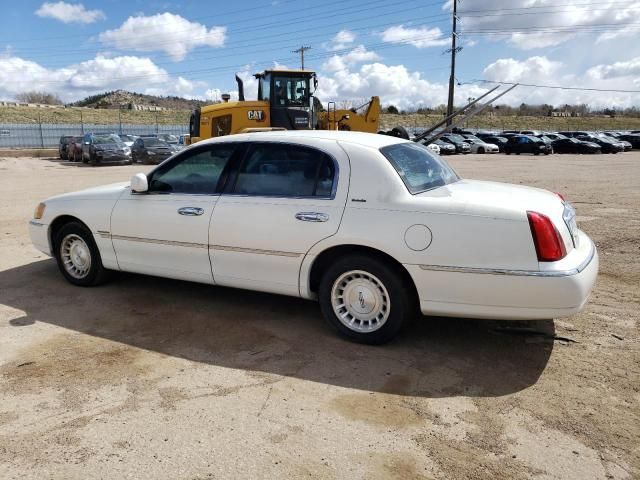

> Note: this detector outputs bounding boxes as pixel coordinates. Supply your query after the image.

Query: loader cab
[256,69,317,130]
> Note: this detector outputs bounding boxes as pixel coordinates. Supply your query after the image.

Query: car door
[110,143,238,284]
[210,139,349,296]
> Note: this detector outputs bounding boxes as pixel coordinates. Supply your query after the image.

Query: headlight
[123,147,131,154]
[34,202,46,219]
[148,151,156,156]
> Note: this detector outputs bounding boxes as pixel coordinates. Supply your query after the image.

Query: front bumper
[406,231,598,320]
[29,220,51,256]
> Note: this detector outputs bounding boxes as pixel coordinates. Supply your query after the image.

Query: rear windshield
[380,142,459,194]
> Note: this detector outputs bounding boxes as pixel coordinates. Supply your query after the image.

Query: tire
[53,221,109,287]
[90,153,99,166]
[477,147,484,154]
[391,126,410,140]
[318,254,414,344]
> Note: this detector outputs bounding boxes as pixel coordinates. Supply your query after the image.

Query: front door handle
[295,212,329,222]
[178,207,204,216]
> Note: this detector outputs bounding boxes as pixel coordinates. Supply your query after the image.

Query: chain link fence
[0,122,188,148]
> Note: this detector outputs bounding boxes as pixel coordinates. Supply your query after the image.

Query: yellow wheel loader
[187,69,382,144]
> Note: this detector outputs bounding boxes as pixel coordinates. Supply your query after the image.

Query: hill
[72,90,206,110]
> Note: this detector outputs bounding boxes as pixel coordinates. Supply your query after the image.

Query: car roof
[197,130,409,149]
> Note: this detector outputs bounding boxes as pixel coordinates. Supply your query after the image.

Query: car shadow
[44,158,135,168]
[1,259,555,398]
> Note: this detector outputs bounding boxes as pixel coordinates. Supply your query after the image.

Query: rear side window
[380,142,459,194]
[232,143,336,197]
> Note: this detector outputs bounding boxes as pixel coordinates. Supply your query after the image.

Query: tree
[385,105,399,114]
[15,91,62,105]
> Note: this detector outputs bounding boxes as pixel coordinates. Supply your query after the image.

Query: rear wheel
[477,147,485,154]
[318,255,413,344]
[53,222,109,286]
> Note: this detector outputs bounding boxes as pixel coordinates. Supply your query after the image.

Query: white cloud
[483,56,563,83]
[379,25,449,48]
[322,45,380,72]
[325,29,357,51]
[316,62,484,110]
[586,57,640,80]
[35,2,105,24]
[447,0,640,50]
[482,56,640,108]
[0,54,223,102]
[315,53,640,110]
[99,12,226,61]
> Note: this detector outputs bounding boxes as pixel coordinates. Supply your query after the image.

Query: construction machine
[187,69,380,144]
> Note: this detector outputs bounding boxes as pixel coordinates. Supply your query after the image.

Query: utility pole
[292,46,311,70]
[446,0,461,125]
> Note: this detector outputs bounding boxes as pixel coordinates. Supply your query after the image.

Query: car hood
[46,182,129,203]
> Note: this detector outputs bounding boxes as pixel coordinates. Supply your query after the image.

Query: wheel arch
[48,215,91,252]
[306,244,418,305]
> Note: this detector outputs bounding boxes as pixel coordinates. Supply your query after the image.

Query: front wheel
[53,222,109,286]
[318,255,414,344]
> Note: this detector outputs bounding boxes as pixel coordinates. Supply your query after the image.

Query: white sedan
[463,136,500,154]
[29,131,598,344]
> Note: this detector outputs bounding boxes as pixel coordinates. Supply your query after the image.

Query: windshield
[380,142,459,194]
[444,134,465,142]
[93,134,121,144]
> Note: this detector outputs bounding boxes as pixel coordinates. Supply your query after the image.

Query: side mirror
[130,173,148,193]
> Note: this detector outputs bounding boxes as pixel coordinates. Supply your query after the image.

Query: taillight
[527,211,567,262]
[554,192,566,202]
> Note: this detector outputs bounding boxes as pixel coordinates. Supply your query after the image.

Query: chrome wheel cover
[331,270,390,333]
[60,234,92,279]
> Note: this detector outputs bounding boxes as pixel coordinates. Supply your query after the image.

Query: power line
[0,34,453,86]
[466,79,640,94]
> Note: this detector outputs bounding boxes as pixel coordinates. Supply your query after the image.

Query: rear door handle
[178,207,204,216]
[295,212,329,222]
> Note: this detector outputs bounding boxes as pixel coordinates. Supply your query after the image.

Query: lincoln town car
[29,131,598,344]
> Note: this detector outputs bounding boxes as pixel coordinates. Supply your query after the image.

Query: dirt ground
[0,153,638,480]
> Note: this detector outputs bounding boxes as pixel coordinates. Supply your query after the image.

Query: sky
[0,0,639,109]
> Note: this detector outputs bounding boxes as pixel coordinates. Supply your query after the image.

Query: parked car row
[58,133,184,166]
[442,128,640,155]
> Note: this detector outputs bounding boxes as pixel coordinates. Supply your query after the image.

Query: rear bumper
[406,232,598,320]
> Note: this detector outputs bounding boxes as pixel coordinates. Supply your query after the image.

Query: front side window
[232,144,335,197]
[381,142,459,194]
[148,144,237,194]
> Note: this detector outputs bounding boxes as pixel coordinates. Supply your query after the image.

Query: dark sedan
[432,139,457,155]
[551,138,601,154]
[440,134,471,154]
[616,134,640,149]
[131,137,179,164]
[504,135,552,155]
[81,133,132,165]
[576,135,624,154]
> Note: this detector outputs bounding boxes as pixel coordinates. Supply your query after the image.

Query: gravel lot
[0,153,638,479]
